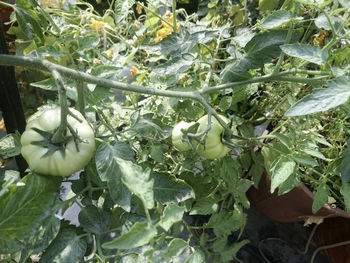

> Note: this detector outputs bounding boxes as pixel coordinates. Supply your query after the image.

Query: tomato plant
[0,0,349,262]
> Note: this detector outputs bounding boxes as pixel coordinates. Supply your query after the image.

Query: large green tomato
[172,121,195,151]
[195,114,231,159]
[21,107,95,177]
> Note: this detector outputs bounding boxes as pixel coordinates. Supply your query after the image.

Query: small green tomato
[171,121,195,152]
[195,114,231,160]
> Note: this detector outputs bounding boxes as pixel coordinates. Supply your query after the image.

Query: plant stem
[172,0,177,31]
[272,2,299,74]
[49,68,69,144]
[76,80,85,116]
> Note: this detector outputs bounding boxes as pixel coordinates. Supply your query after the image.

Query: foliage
[0,0,350,262]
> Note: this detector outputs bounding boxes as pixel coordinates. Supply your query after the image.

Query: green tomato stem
[172,0,177,32]
[50,68,69,144]
[76,80,86,117]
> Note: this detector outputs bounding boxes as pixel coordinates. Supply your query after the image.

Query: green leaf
[161,238,188,259]
[185,249,205,263]
[189,196,219,215]
[275,133,294,149]
[285,76,350,116]
[277,172,301,195]
[115,0,135,23]
[300,148,327,160]
[150,144,164,163]
[28,214,60,254]
[0,170,21,196]
[127,113,167,140]
[261,142,290,173]
[340,183,350,212]
[315,14,342,31]
[152,172,194,204]
[0,174,60,240]
[102,222,157,249]
[0,133,21,159]
[95,141,134,211]
[206,206,246,237]
[292,153,319,167]
[260,10,293,29]
[221,30,301,82]
[159,204,185,231]
[312,183,329,213]
[39,228,87,263]
[280,43,329,65]
[270,156,296,193]
[121,162,154,210]
[341,150,350,184]
[0,238,24,254]
[153,54,195,75]
[231,84,259,105]
[14,7,44,43]
[78,205,109,234]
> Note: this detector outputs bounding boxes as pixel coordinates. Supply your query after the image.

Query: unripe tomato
[195,114,231,159]
[172,121,195,151]
[21,107,95,177]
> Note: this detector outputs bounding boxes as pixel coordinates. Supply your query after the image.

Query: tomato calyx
[30,127,81,158]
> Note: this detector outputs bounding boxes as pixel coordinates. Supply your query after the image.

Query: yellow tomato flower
[91,18,105,32]
[155,13,180,43]
[130,66,141,80]
[0,119,6,132]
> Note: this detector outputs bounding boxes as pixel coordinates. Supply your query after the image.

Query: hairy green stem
[172,0,177,31]
[49,68,69,144]
[272,2,299,74]
[76,80,85,116]
[0,54,198,100]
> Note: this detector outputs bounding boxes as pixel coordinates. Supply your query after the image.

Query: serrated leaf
[0,133,21,159]
[260,10,293,29]
[190,196,219,215]
[292,153,319,167]
[185,249,205,263]
[153,54,195,75]
[150,144,164,163]
[270,156,296,193]
[121,163,154,210]
[159,204,185,231]
[281,43,329,65]
[102,222,157,249]
[300,148,327,160]
[95,141,134,211]
[340,183,350,212]
[278,172,301,195]
[221,30,301,82]
[152,172,194,204]
[312,184,329,213]
[275,133,294,149]
[15,7,44,43]
[340,150,350,184]
[161,238,187,259]
[206,206,246,237]
[315,14,342,31]
[285,76,350,116]
[0,174,60,240]
[39,228,87,263]
[78,205,109,234]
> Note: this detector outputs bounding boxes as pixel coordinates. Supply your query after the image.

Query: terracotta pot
[247,173,350,263]
[247,173,350,223]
